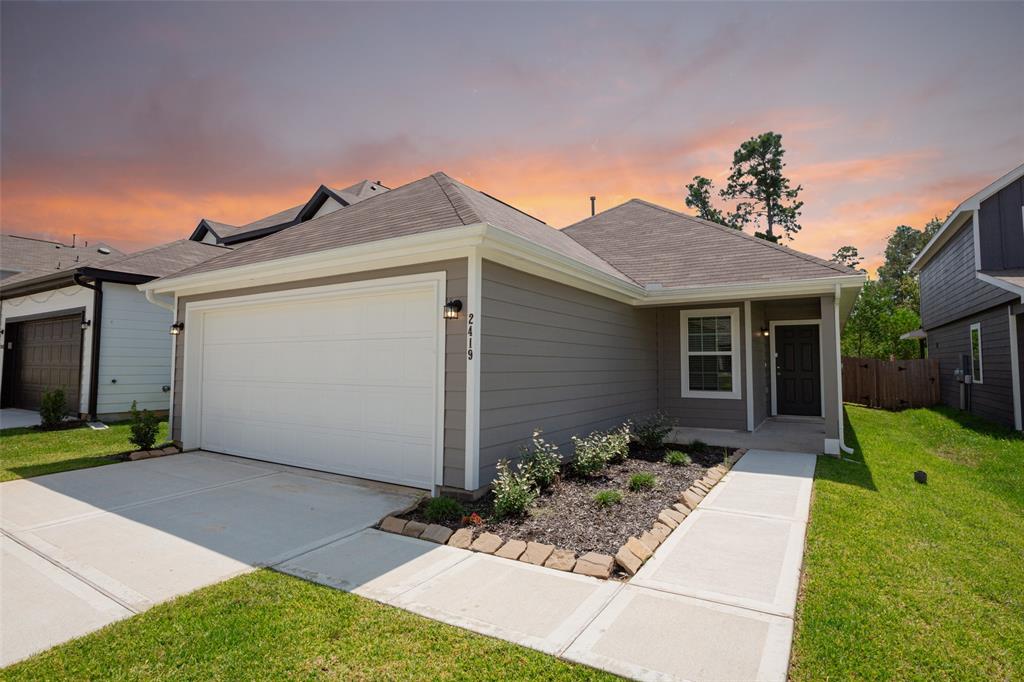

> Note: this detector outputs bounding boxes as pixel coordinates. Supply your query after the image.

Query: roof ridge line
[628,198,854,275]
[431,172,482,226]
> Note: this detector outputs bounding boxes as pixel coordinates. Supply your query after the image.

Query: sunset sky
[2,1,1021,274]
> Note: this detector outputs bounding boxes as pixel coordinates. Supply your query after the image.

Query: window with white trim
[970,322,983,384]
[680,308,741,399]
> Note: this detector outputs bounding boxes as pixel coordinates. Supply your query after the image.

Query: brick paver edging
[375,449,745,580]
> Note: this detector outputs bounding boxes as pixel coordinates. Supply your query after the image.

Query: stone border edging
[376,449,745,581]
[127,445,181,461]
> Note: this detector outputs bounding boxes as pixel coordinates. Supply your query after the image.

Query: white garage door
[191,277,443,489]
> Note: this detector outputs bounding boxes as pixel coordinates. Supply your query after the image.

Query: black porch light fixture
[169,321,185,336]
[760,326,770,337]
[81,319,92,330]
[443,299,463,320]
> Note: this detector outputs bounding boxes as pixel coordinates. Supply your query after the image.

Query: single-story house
[1,240,228,419]
[141,172,865,496]
[910,162,1024,430]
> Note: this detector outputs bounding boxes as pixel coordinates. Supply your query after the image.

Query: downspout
[144,288,175,312]
[73,273,102,421]
[834,283,854,455]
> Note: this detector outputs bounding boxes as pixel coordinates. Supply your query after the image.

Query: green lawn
[0,420,169,482]
[791,405,1024,680]
[0,569,614,681]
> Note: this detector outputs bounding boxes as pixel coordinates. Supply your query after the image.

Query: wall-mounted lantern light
[443,299,463,320]
[169,321,185,336]
[760,326,770,337]
[81,319,92,330]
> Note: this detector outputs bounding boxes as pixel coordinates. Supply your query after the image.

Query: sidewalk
[278,449,817,681]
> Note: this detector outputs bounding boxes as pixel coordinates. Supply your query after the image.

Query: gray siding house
[141,172,865,496]
[910,163,1024,430]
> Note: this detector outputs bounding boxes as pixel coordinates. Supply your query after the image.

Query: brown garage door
[10,314,83,412]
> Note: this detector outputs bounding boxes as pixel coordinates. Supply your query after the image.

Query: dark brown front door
[9,314,83,412]
[776,324,821,416]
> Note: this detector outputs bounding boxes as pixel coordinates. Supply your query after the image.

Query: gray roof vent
[97,246,112,255]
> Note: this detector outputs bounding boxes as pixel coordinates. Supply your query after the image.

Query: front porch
[669,416,826,455]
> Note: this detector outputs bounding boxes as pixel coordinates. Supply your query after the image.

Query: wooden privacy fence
[842,357,941,410]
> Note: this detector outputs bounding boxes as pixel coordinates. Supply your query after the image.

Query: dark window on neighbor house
[970,322,983,383]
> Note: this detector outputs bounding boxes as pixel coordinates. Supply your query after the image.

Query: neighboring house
[0,234,123,280]
[0,240,229,419]
[189,180,388,245]
[140,171,865,496]
[910,163,1024,430]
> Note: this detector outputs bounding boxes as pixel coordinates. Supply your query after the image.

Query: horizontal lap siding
[96,283,173,415]
[172,259,468,488]
[927,304,1015,428]
[920,223,1015,329]
[479,262,658,484]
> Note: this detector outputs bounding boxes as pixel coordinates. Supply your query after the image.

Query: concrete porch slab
[670,418,825,454]
[563,585,793,682]
[631,509,807,617]
[277,529,470,602]
[391,552,621,655]
[0,536,132,667]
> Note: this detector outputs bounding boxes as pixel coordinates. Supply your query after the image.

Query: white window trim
[769,319,826,417]
[970,322,984,384]
[680,307,742,400]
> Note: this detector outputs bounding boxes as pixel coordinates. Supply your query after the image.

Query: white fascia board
[141,219,866,308]
[142,224,490,297]
[976,271,1024,302]
[636,274,865,307]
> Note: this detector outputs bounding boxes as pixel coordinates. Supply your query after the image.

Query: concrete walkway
[279,449,817,681]
[0,408,41,430]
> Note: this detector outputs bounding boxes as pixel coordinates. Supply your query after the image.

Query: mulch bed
[402,444,733,556]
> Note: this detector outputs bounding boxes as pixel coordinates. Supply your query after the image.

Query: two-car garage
[179,274,446,490]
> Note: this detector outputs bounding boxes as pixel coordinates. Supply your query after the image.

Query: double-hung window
[680,308,741,399]
[970,322,983,384]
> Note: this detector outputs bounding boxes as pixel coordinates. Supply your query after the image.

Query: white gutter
[141,221,866,310]
[835,283,854,455]
[144,288,176,311]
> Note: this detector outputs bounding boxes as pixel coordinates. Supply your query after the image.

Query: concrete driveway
[0,452,421,666]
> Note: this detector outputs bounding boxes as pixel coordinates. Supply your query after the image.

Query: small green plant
[423,496,465,524]
[664,450,692,466]
[628,472,657,491]
[571,424,632,476]
[688,439,708,453]
[492,459,538,518]
[39,389,67,428]
[129,400,160,450]
[518,429,562,490]
[633,412,676,451]
[593,489,623,508]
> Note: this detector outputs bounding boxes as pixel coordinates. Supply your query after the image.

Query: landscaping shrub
[423,496,465,524]
[518,429,562,490]
[492,459,538,518]
[39,389,67,428]
[664,450,692,466]
[571,424,633,476]
[593,490,623,508]
[129,400,160,451]
[688,439,708,453]
[628,472,657,491]
[633,411,676,451]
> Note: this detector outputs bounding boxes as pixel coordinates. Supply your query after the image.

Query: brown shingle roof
[562,199,855,288]
[88,239,232,278]
[0,234,124,285]
[169,172,633,283]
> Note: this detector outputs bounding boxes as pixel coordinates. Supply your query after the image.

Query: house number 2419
[467,313,475,360]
